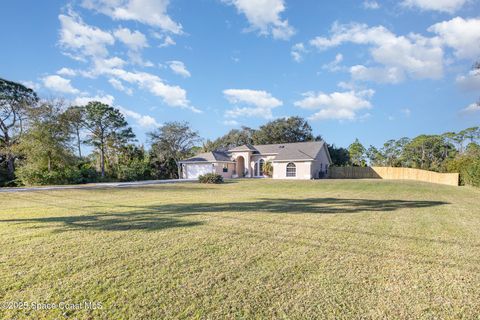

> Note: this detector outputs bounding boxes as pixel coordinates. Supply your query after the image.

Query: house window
[286,162,296,177]
[259,159,265,176]
[223,164,228,172]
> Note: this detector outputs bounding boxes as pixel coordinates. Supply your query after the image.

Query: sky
[1,0,479,148]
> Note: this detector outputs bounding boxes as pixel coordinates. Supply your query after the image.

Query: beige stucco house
[179,141,332,180]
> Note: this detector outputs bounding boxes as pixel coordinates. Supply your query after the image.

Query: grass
[0,179,479,319]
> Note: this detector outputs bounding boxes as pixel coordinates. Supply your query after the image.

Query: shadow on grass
[1,197,448,232]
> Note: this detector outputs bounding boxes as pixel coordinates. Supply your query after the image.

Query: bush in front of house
[198,173,223,184]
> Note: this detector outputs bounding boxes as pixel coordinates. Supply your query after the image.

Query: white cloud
[291,43,307,62]
[310,22,444,82]
[224,89,283,119]
[114,27,148,50]
[157,34,176,47]
[21,80,40,91]
[428,17,480,59]
[59,11,115,60]
[118,106,161,128]
[322,53,344,72]
[224,0,295,40]
[108,78,133,95]
[461,102,480,113]
[43,75,80,94]
[401,108,412,117]
[57,67,77,77]
[401,0,470,13]
[107,68,200,112]
[223,119,240,126]
[167,60,191,78]
[456,69,480,91]
[350,65,405,83]
[73,94,115,106]
[363,1,380,9]
[82,0,182,34]
[294,89,375,121]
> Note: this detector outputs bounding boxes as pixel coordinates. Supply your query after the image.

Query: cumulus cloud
[291,43,307,62]
[224,89,283,119]
[363,1,380,9]
[461,102,480,113]
[167,60,191,78]
[224,0,295,40]
[456,69,480,91]
[72,94,115,106]
[43,75,80,94]
[322,53,344,72]
[310,22,444,83]
[294,89,375,121]
[59,11,115,60]
[114,27,148,50]
[428,17,480,59]
[108,78,133,95]
[117,106,161,128]
[82,0,182,34]
[401,0,470,13]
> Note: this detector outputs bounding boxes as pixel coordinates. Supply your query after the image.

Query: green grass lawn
[1,179,479,319]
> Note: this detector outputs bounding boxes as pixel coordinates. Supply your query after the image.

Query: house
[179,141,332,180]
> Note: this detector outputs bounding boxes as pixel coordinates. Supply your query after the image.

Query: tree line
[1,76,479,187]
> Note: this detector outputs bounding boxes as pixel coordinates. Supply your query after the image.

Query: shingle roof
[250,141,325,161]
[182,141,328,163]
[227,144,257,152]
[181,151,231,162]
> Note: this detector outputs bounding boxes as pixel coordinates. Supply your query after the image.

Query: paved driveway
[0,179,196,193]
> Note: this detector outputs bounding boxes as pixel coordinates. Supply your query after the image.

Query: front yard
[0,179,479,319]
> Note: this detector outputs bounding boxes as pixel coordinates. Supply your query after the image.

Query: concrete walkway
[0,179,196,193]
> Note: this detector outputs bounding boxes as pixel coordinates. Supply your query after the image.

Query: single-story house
[179,141,332,180]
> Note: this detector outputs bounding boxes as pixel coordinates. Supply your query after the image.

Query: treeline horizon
[1,77,479,187]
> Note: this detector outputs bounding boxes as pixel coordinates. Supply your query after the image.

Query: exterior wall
[230,151,253,177]
[272,161,312,179]
[214,162,235,179]
[309,146,332,179]
[250,155,276,177]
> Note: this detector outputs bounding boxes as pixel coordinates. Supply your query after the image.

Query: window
[254,162,258,176]
[223,164,228,172]
[286,162,296,177]
[259,159,265,176]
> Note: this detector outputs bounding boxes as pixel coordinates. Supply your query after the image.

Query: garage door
[186,164,213,179]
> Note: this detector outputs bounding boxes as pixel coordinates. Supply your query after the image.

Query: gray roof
[181,141,328,163]
[248,141,326,161]
[228,144,256,152]
[181,151,231,163]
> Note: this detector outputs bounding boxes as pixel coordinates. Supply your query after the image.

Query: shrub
[263,161,273,177]
[117,160,151,182]
[446,156,480,187]
[198,173,223,184]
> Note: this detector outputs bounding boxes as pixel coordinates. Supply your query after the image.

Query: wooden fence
[328,166,459,186]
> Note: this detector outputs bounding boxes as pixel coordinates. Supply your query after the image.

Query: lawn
[0,179,479,319]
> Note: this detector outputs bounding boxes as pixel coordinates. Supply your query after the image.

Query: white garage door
[186,164,213,179]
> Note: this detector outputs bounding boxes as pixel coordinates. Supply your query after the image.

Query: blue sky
[1,0,479,148]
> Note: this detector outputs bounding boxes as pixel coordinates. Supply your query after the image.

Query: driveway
[0,179,196,193]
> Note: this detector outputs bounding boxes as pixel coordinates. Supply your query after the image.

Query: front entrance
[236,156,245,177]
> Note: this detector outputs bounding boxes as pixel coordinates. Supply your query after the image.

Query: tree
[402,135,456,171]
[348,139,366,166]
[328,145,350,166]
[0,78,39,180]
[203,126,255,152]
[149,121,201,178]
[63,106,85,158]
[82,101,135,178]
[366,145,385,166]
[16,101,77,184]
[252,117,315,145]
